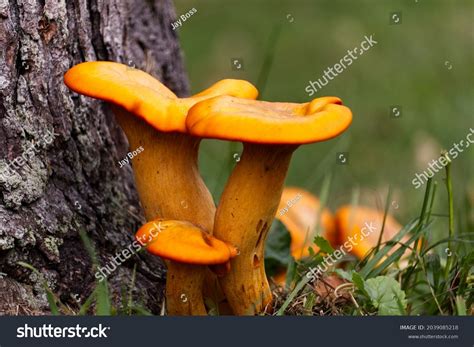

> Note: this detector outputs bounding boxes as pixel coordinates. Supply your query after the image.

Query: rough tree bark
[0,0,189,315]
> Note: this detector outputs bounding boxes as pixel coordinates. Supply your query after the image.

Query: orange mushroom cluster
[65,61,257,315]
[64,61,353,316]
[269,187,410,287]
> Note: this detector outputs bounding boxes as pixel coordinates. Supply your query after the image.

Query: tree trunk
[0,0,189,315]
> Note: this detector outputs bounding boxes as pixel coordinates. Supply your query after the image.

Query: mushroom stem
[114,107,215,315]
[214,143,296,315]
[165,263,207,315]
[64,62,259,315]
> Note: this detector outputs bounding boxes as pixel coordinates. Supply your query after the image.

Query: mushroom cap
[276,187,336,259]
[186,96,352,144]
[135,219,238,265]
[334,205,404,259]
[64,61,258,133]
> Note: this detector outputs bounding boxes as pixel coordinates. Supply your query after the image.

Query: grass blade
[276,276,310,315]
[455,296,467,315]
[444,155,455,279]
[359,218,418,278]
[17,261,60,315]
[78,290,96,315]
[95,279,111,315]
[375,186,392,253]
[256,22,283,97]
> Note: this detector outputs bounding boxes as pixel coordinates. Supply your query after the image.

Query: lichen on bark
[0,0,189,315]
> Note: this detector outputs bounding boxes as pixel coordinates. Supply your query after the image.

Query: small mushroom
[136,219,238,315]
[334,205,407,259]
[186,95,352,315]
[276,186,336,259]
[64,61,257,315]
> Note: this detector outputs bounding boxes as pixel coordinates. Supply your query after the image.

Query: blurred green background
[174,0,473,239]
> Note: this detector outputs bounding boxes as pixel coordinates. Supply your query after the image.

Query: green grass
[271,165,473,315]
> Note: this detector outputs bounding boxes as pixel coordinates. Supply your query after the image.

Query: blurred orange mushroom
[136,219,238,315]
[276,186,336,259]
[186,95,352,315]
[64,61,258,315]
[334,205,408,260]
[271,187,336,288]
[271,271,288,287]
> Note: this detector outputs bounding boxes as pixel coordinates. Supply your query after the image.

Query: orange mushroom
[271,187,336,287]
[136,219,238,314]
[276,186,336,259]
[186,96,352,315]
[64,61,258,315]
[271,271,288,287]
[334,205,408,260]
[136,219,238,264]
